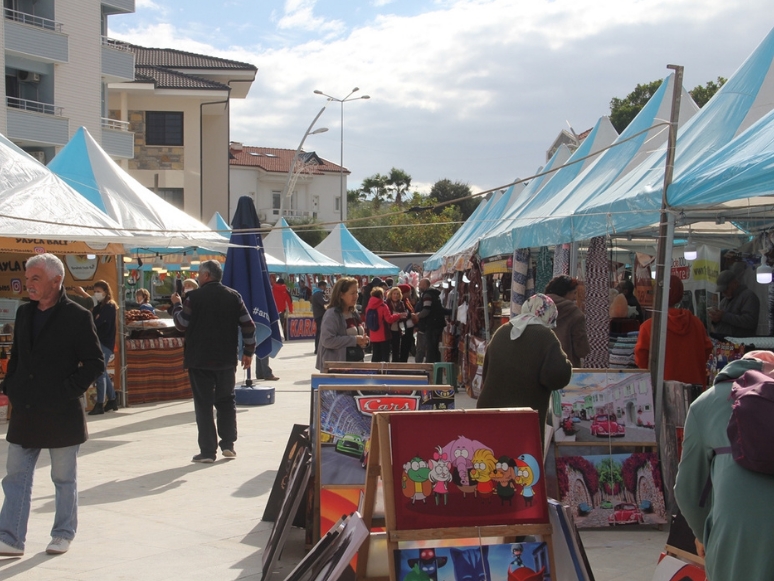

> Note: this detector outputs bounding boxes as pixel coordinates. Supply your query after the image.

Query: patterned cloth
[509,293,558,340]
[584,236,610,368]
[535,246,553,296]
[510,248,534,315]
[553,244,570,277]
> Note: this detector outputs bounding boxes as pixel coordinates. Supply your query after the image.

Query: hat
[370,277,387,287]
[716,270,736,293]
[668,275,684,306]
[398,284,412,295]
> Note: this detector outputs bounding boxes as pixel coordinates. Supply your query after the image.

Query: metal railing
[3,8,63,32]
[268,209,312,218]
[6,96,63,116]
[101,36,131,52]
[102,117,130,131]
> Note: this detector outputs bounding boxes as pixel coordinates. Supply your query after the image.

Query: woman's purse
[346,345,365,361]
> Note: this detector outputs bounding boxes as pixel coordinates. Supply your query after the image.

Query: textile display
[583,236,610,368]
[125,339,191,404]
[769,281,774,335]
[608,332,639,369]
[510,248,534,315]
[535,246,553,297]
[707,338,745,386]
[553,244,570,277]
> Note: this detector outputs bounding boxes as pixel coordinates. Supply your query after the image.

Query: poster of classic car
[551,371,656,444]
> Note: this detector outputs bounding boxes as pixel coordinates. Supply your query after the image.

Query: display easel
[357,409,557,581]
[322,362,434,375]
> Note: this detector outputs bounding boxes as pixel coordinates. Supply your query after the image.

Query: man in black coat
[416,278,451,363]
[171,260,256,463]
[0,254,104,557]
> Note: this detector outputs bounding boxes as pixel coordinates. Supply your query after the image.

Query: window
[335,197,341,211]
[146,112,183,146]
[155,188,183,209]
[272,191,281,212]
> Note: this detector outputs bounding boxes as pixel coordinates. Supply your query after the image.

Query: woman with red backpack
[365,286,406,362]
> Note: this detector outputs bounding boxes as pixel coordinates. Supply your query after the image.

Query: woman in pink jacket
[365,286,405,362]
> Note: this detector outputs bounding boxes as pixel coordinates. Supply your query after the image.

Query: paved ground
[0,340,668,580]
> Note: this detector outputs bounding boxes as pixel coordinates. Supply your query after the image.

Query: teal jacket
[674,358,774,581]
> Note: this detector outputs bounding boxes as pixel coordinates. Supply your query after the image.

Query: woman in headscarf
[544,275,590,367]
[476,293,573,443]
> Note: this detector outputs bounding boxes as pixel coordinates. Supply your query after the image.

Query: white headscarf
[509,293,558,340]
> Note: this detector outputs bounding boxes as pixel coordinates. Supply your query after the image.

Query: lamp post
[313,87,370,222]
[279,101,330,220]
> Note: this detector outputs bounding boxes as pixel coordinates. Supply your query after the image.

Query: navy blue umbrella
[223,196,283,363]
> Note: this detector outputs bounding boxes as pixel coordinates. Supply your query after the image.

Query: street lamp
[279,102,330,220]
[313,87,370,221]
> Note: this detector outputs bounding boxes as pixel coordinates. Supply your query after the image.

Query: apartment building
[229,143,348,228]
[108,45,257,222]
[1,0,136,163]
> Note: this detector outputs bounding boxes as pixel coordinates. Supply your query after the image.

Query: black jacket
[2,289,104,448]
[416,288,450,332]
[93,301,117,351]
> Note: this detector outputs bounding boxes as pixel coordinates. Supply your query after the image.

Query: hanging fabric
[510,249,535,315]
[535,246,553,295]
[553,243,570,277]
[584,236,610,368]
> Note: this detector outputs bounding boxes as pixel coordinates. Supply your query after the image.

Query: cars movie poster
[388,410,548,531]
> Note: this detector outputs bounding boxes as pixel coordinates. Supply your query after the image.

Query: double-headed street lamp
[313,87,370,222]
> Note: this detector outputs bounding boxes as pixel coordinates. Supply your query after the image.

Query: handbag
[346,345,365,362]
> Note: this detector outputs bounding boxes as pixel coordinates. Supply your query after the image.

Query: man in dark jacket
[171,260,256,463]
[709,269,760,337]
[311,280,329,354]
[416,278,451,364]
[0,254,104,557]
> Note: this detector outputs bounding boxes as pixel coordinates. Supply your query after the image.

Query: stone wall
[125,110,184,171]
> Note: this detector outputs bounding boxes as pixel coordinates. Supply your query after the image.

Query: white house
[229,143,348,227]
[1,0,136,162]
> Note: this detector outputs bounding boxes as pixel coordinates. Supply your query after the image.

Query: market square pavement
[0,339,667,580]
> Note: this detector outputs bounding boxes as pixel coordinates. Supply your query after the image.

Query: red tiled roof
[577,127,593,141]
[229,145,348,175]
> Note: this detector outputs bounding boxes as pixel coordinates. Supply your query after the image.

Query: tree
[690,76,727,108]
[429,179,480,221]
[359,173,390,205]
[286,217,327,247]
[386,167,412,205]
[609,80,663,134]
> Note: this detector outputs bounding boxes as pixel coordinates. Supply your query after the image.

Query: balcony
[101,0,135,15]
[101,118,135,159]
[6,98,68,146]
[102,36,135,82]
[3,8,68,63]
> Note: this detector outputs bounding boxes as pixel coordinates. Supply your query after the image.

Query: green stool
[433,362,456,388]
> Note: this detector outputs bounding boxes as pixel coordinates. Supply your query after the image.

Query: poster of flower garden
[556,452,667,529]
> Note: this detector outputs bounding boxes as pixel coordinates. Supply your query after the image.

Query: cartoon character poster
[389,410,548,530]
[395,542,551,581]
[551,371,656,444]
[555,452,667,529]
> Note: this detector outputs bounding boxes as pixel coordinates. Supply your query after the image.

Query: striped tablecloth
[125,337,191,404]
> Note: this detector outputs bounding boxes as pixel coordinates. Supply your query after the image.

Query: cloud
[110,0,773,194]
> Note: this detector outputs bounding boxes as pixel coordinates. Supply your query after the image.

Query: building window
[272,191,281,215]
[335,197,341,211]
[146,112,183,146]
[155,188,184,209]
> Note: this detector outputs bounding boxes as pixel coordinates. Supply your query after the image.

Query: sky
[109,0,774,195]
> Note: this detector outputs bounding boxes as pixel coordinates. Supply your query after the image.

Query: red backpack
[722,369,774,475]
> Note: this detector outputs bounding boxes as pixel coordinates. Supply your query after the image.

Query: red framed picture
[388,410,548,530]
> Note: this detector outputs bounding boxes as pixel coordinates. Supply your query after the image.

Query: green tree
[609,79,663,134]
[597,457,623,494]
[386,167,412,205]
[360,173,390,205]
[690,76,727,108]
[428,179,480,221]
[286,217,327,247]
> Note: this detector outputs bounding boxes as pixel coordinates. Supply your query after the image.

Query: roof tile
[229,145,348,175]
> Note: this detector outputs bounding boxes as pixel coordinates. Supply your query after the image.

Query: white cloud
[277,0,346,36]
[371,0,395,6]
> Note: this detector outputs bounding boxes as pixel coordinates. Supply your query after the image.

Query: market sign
[482,258,510,275]
[354,395,420,416]
[0,239,124,255]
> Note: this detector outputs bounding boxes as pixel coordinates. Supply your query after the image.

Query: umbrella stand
[243,366,253,388]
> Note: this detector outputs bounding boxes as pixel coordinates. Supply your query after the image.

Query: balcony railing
[102,117,130,131]
[6,97,63,117]
[3,8,62,32]
[101,36,131,52]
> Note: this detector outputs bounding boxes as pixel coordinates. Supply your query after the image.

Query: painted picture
[551,371,656,444]
[555,452,667,529]
[395,542,551,581]
[319,488,361,537]
[389,410,548,530]
[651,555,706,581]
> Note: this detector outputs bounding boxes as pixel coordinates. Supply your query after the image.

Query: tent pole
[650,64,683,446]
[117,255,128,408]
[482,275,491,342]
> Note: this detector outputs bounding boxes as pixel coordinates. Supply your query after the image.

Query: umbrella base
[235,385,275,406]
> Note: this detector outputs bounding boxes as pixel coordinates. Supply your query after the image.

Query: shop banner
[0,239,123,256]
[671,244,721,330]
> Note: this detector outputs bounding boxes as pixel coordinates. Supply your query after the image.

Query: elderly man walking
[0,254,104,556]
[171,260,256,463]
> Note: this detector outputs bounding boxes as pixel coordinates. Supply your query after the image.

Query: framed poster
[388,409,548,531]
[551,370,656,444]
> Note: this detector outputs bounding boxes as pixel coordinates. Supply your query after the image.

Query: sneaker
[222,449,237,458]
[265,376,280,381]
[0,539,23,557]
[191,454,216,463]
[46,537,70,555]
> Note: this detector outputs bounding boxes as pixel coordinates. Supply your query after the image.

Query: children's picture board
[551,370,656,444]
[555,451,667,529]
[388,409,548,531]
[394,542,551,581]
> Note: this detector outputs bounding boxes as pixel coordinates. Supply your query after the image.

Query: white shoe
[0,539,23,557]
[46,537,70,555]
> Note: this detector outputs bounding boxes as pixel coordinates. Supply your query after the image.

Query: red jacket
[635,308,713,386]
[272,283,293,314]
[365,296,402,342]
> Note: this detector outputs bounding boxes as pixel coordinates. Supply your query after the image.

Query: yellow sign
[482,259,509,275]
[691,259,720,283]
